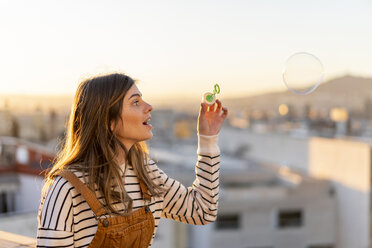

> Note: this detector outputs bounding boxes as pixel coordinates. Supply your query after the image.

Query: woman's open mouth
[143,117,152,128]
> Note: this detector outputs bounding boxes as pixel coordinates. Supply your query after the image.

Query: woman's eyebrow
[129,93,142,100]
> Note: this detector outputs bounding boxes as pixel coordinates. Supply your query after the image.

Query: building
[0,136,55,238]
[150,145,337,248]
[217,128,371,248]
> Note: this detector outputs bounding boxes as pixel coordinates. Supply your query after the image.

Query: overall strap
[138,179,151,201]
[58,170,106,218]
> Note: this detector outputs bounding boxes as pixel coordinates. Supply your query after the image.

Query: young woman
[37,73,228,247]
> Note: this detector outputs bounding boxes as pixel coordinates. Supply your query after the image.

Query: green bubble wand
[203,83,220,106]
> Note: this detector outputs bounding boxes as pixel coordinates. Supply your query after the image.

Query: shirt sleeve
[156,134,220,225]
[36,176,75,248]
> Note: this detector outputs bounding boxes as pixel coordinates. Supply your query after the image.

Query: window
[246,247,273,248]
[277,209,303,228]
[0,192,15,213]
[308,245,334,248]
[0,144,16,166]
[215,214,240,230]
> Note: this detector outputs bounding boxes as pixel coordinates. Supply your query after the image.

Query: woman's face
[112,84,153,149]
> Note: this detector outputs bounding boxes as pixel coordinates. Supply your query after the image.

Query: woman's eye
[133,100,139,106]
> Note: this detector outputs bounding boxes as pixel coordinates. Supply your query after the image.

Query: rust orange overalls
[59,170,155,248]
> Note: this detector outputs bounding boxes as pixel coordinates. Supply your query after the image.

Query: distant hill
[222,75,372,113]
[1,75,371,115]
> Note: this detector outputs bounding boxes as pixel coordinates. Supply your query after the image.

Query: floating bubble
[282,52,325,95]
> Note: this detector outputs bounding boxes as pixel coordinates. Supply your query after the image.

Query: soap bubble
[282,52,325,95]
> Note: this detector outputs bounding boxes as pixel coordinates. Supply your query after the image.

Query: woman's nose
[145,102,153,113]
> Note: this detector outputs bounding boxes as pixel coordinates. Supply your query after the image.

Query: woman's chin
[143,132,153,141]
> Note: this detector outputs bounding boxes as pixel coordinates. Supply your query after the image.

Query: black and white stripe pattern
[37,135,220,248]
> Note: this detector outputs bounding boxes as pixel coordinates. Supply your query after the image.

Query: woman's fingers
[205,100,223,112]
[215,99,223,112]
[221,107,228,118]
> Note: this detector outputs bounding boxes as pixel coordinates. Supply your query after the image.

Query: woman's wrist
[197,133,220,155]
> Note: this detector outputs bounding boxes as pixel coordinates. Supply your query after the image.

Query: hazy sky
[0,0,371,100]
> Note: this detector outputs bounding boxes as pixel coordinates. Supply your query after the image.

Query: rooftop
[0,231,36,248]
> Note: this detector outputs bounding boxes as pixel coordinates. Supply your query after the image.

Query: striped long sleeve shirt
[36,135,220,248]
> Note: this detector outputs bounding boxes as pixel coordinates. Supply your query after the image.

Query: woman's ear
[110,121,115,132]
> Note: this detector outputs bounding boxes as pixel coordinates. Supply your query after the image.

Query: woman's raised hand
[197,99,228,136]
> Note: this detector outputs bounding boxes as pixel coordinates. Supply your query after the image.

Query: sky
[0,0,371,101]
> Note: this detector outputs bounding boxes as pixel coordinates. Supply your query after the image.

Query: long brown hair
[42,73,164,215]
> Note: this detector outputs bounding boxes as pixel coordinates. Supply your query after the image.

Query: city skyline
[1,74,372,115]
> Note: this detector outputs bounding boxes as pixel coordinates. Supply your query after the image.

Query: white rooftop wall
[219,128,309,172]
[15,174,44,213]
[309,137,371,248]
